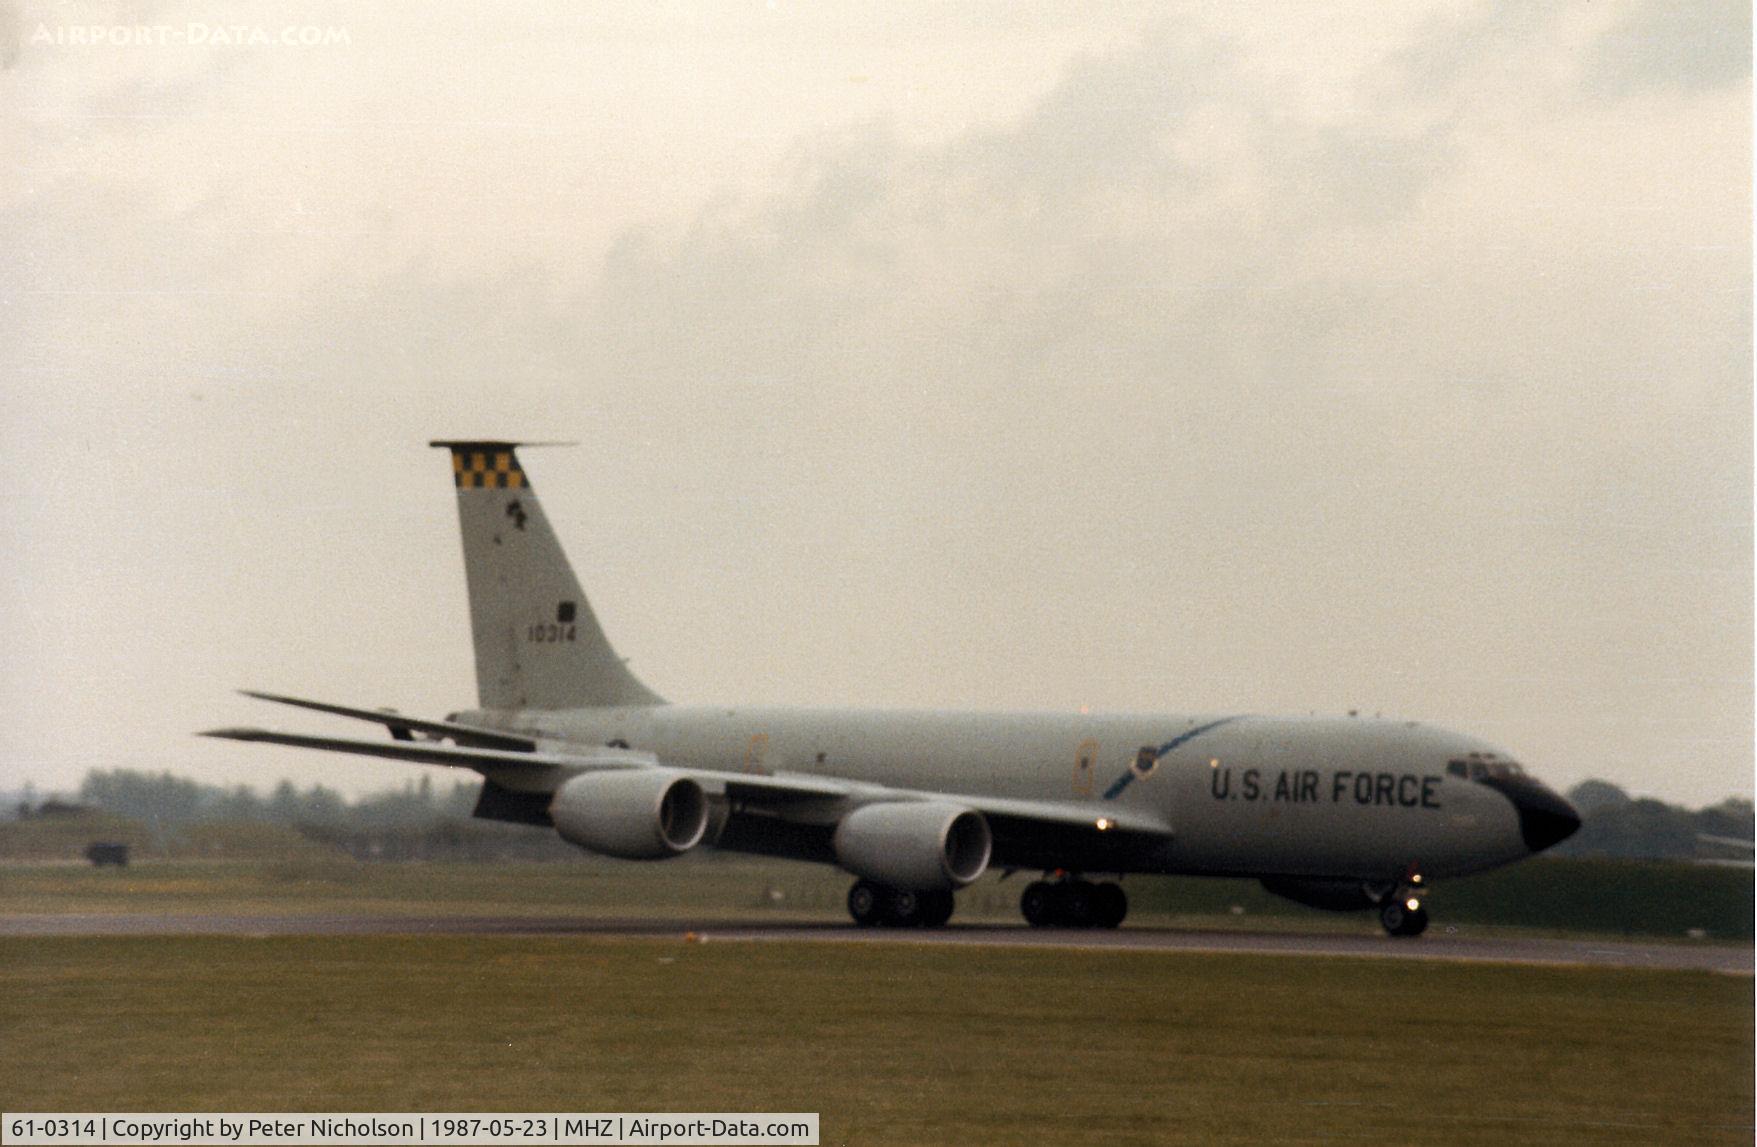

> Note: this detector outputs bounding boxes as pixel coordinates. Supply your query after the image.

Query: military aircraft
[205,441,1581,936]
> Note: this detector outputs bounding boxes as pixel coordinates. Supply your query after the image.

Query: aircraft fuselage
[460,704,1558,883]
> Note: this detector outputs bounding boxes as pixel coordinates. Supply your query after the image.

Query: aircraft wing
[202,723,1172,868]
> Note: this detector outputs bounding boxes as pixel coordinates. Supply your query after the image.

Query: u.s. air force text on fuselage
[1212,767,1441,808]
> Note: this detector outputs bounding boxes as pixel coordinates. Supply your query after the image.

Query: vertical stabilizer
[432,441,664,710]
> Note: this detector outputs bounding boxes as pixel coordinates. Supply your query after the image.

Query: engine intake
[833,802,992,891]
[549,769,709,859]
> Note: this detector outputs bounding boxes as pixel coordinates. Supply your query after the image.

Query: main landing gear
[847,879,956,928]
[1019,877,1127,929]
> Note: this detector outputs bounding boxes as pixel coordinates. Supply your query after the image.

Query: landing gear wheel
[920,889,955,928]
[848,879,884,927]
[1092,882,1128,929]
[1060,881,1095,928]
[1020,881,1055,927]
[1021,879,1115,928]
[1380,899,1429,937]
[885,888,925,927]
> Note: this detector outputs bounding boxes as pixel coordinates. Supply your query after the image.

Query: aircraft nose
[1502,780,1581,852]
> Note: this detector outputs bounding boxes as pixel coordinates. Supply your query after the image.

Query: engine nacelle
[549,769,709,860]
[832,801,992,891]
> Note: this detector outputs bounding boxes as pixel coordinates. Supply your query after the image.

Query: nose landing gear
[1378,891,1429,937]
[1019,876,1127,929]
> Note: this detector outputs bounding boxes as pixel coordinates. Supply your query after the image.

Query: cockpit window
[1449,758,1526,783]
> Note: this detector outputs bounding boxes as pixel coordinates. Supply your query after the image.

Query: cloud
[559,16,1750,800]
[0,2,20,70]
[2,7,1748,804]
[1583,0,1751,98]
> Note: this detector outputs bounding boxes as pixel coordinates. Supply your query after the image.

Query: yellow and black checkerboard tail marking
[426,439,663,709]
[443,444,528,490]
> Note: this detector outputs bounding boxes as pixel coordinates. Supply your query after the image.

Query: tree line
[1555,780,1752,862]
[8,769,1754,863]
[67,769,480,831]
[10,770,574,861]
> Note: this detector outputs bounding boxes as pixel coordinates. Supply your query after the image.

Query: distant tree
[1694,797,1755,843]
[1562,794,1698,859]
[354,784,445,829]
[443,779,480,817]
[80,770,205,827]
[266,779,302,824]
[205,785,264,822]
[1567,779,1630,813]
[300,785,348,826]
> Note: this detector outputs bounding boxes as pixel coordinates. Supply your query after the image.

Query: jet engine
[832,802,992,890]
[549,769,709,860]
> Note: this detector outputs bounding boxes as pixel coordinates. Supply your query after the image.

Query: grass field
[0,935,1749,1146]
[1,855,1750,941]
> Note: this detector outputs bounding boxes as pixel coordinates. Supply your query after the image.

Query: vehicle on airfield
[206,441,1581,936]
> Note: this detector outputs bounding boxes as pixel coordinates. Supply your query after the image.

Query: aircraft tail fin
[432,440,664,710]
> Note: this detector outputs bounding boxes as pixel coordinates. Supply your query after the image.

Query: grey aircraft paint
[207,442,1580,933]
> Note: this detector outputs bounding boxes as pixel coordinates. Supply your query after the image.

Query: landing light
[1095,818,1115,831]
[1405,898,1421,912]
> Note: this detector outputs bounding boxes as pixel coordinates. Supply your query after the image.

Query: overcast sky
[3,2,1750,807]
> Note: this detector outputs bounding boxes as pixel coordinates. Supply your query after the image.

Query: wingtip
[427,439,578,450]
[200,726,265,741]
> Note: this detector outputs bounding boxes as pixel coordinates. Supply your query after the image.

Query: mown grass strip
[1,936,1749,1146]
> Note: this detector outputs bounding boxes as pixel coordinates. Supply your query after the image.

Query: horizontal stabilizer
[239,690,537,751]
[199,726,646,779]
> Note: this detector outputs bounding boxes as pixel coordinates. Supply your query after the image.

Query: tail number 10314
[526,623,576,643]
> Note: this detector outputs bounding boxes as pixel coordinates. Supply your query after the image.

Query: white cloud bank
[2,2,1749,804]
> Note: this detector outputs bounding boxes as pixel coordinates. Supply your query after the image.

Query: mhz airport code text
[1,1114,819,1146]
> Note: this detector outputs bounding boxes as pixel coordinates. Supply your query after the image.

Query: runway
[3,912,1749,973]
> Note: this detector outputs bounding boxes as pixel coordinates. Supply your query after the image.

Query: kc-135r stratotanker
[206,442,1581,936]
